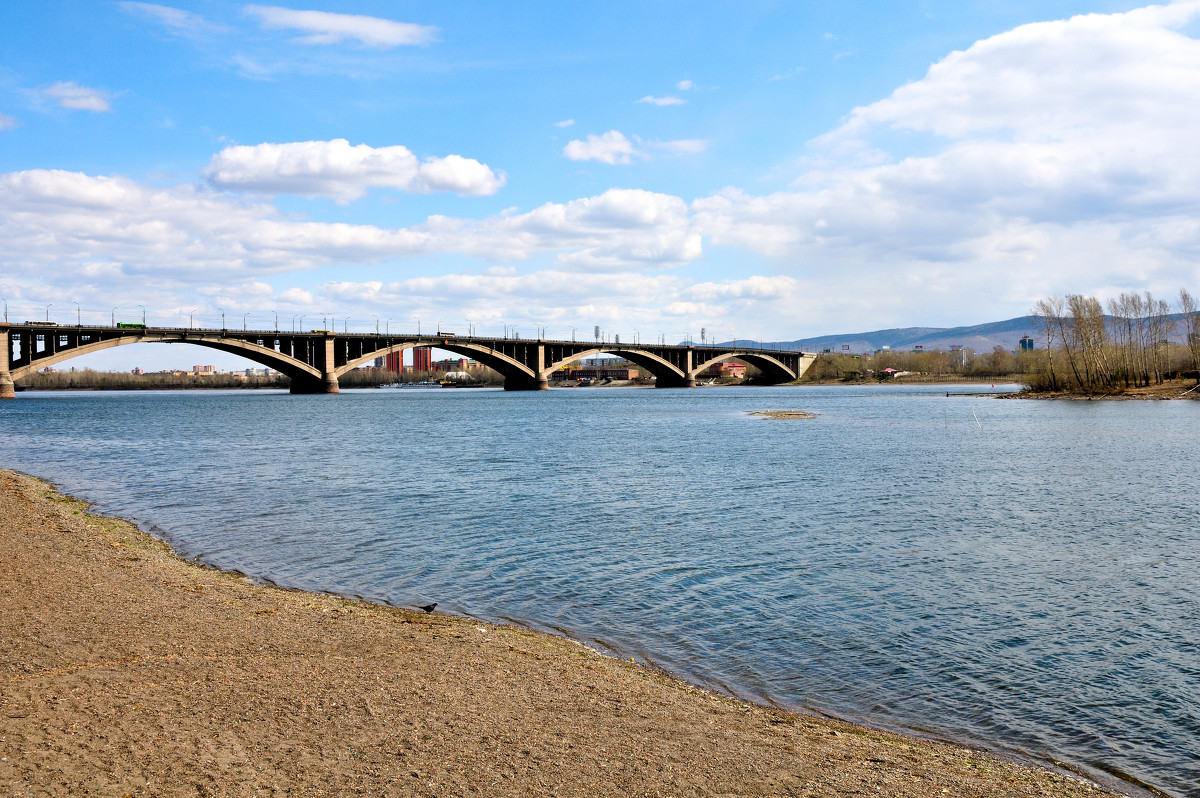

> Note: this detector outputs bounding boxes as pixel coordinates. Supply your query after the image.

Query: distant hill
[724,316,1042,354]
[717,312,1193,354]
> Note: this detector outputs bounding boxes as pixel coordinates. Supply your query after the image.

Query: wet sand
[0,469,1118,797]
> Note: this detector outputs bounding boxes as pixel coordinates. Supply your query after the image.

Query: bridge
[0,322,817,398]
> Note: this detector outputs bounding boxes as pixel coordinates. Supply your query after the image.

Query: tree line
[803,346,1037,382]
[19,366,508,391]
[1029,289,1200,392]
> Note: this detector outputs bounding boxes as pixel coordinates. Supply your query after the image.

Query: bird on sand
[418,602,437,613]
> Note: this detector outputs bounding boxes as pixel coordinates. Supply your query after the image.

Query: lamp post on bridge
[344,317,349,334]
[243,313,249,331]
[139,305,146,326]
[2,299,7,324]
[190,309,197,329]
[45,303,53,322]
[274,312,278,332]
[217,307,224,330]
[372,315,379,334]
[74,301,80,326]
[413,316,420,335]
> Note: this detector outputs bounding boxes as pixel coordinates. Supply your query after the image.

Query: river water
[1,384,1196,797]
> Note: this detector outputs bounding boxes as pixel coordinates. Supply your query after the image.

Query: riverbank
[999,379,1200,400]
[0,470,1117,797]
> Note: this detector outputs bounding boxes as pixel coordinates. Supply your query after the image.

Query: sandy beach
[0,469,1117,797]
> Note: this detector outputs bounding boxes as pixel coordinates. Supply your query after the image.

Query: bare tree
[1031,297,1063,391]
[1181,288,1200,384]
[1146,292,1172,385]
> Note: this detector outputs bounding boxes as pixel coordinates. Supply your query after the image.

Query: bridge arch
[335,339,536,384]
[690,351,799,384]
[542,347,687,386]
[8,331,322,384]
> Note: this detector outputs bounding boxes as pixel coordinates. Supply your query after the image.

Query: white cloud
[690,1,1200,316]
[204,139,505,201]
[676,79,694,91]
[563,132,706,164]
[554,118,575,128]
[0,113,17,130]
[563,130,638,165]
[119,2,224,35]
[43,82,112,112]
[637,95,686,106]
[243,5,437,48]
[646,138,708,156]
[312,270,798,341]
[0,171,700,292]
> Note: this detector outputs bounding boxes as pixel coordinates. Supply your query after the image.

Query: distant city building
[412,346,432,372]
[703,361,747,378]
[1019,335,1035,351]
[384,351,403,373]
[432,357,482,373]
[193,365,216,374]
[551,366,640,382]
[131,367,144,375]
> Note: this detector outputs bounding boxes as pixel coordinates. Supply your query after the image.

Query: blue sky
[3,0,1199,369]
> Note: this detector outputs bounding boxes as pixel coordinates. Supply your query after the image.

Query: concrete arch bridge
[0,323,817,398]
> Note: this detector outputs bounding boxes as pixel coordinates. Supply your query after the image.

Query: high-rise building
[413,346,432,371]
[384,351,403,373]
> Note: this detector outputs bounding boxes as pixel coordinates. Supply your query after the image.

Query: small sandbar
[748,409,818,419]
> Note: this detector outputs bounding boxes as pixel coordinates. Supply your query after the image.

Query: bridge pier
[289,373,340,394]
[655,375,696,389]
[0,327,12,399]
[504,376,549,391]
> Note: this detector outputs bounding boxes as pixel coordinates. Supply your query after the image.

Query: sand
[0,469,1119,797]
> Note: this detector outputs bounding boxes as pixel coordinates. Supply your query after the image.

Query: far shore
[0,469,1122,797]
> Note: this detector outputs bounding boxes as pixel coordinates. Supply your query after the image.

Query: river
[1,384,1196,797]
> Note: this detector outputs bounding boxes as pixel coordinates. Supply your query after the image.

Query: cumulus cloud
[692,1,1200,312]
[637,95,686,106]
[43,82,112,112]
[554,118,575,128]
[563,131,707,164]
[0,171,700,292]
[0,113,17,130]
[204,139,505,201]
[312,270,799,341]
[677,79,694,91]
[243,5,437,47]
[563,130,638,165]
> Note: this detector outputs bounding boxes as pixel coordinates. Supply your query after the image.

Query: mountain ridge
[723,316,1041,354]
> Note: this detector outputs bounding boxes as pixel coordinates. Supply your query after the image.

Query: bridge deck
[0,323,815,397]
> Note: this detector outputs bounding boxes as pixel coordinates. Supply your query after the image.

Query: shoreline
[1,469,1124,797]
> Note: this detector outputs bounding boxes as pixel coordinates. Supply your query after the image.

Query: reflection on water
[2,384,1197,797]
